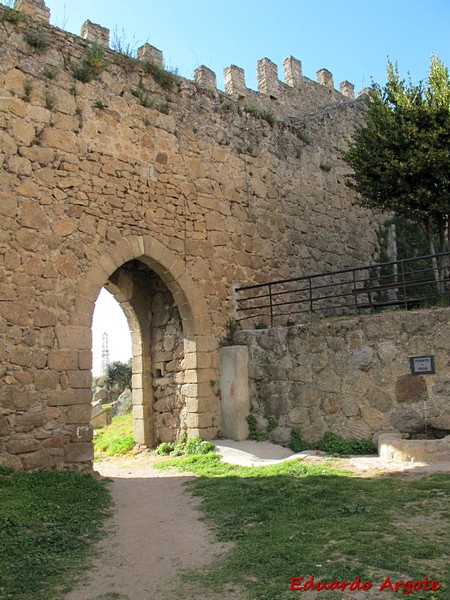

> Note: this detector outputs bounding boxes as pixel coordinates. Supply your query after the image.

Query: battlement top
[11,0,370,103]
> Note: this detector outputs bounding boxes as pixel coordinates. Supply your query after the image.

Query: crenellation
[257,57,279,96]
[283,56,302,87]
[137,43,163,66]
[340,80,355,99]
[80,19,110,48]
[224,65,247,95]
[194,65,217,91]
[14,0,50,23]
[316,68,334,89]
[358,87,372,98]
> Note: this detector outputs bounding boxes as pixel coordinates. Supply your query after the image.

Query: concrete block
[220,346,250,440]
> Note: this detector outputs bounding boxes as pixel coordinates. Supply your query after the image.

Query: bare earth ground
[64,443,450,600]
[65,454,238,600]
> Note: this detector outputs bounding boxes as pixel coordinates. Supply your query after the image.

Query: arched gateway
[75,236,219,458]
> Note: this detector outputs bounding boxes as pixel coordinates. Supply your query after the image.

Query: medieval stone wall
[236,309,450,446]
[0,1,383,470]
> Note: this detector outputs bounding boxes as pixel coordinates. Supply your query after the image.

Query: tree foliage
[104,359,132,393]
[343,55,450,271]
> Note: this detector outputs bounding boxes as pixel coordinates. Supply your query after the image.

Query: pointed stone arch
[69,235,219,459]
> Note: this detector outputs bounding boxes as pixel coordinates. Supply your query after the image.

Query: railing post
[399,259,407,309]
[308,277,313,314]
[353,269,358,314]
[269,284,273,328]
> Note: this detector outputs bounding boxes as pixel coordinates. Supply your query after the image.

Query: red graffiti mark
[230,381,235,398]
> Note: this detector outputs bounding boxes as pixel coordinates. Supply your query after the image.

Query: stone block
[15,410,44,432]
[12,121,35,146]
[132,405,150,420]
[80,19,110,47]
[1,302,30,326]
[352,347,375,371]
[389,407,424,433]
[48,350,79,371]
[153,397,182,412]
[0,387,35,412]
[158,427,177,443]
[224,65,246,95]
[19,146,55,165]
[0,97,27,118]
[64,442,94,463]
[15,0,50,23]
[0,192,18,218]
[187,427,217,441]
[283,56,302,87]
[6,437,40,454]
[137,43,163,66]
[42,435,69,449]
[52,219,77,237]
[340,80,355,99]
[40,129,79,154]
[186,412,213,429]
[322,395,340,415]
[317,68,334,89]
[47,388,92,406]
[257,58,279,96]
[78,351,93,370]
[66,370,92,389]
[365,386,393,412]
[288,406,309,425]
[33,309,57,327]
[21,202,49,230]
[64,404,91,424]
[22,449,55,470]
[0,452,22,471]
[395,374,428,404]
[72,426,93,443]
[194,66,217,90]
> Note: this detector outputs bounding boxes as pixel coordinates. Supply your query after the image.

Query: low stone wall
[378,433,450,463]
[234,308,450,445]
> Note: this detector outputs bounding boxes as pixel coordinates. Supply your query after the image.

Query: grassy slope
[156,454,450,600]
[93,412,134,457]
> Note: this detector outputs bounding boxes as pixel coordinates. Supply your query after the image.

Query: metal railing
[235,252,450,328]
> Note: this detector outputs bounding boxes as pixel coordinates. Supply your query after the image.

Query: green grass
[94,412,135,457]
[0,469,111,600]
[157,454,450,599]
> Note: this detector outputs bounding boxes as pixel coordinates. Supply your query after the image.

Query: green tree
[104,359,132,393]
[343,55,450,287]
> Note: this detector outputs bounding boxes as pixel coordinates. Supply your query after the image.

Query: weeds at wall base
[289,428,377,455]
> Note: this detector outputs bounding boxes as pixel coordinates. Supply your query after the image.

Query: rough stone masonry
[0,0,382,471]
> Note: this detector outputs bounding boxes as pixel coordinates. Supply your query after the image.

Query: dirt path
[65,457,234,600]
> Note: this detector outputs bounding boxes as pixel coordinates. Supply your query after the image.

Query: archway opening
[91,288,133,451]
[92,288,132,377]
[92,259,188,450]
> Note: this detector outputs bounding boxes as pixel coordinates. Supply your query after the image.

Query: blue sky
[44,0,450,93]
[14,0,449,373]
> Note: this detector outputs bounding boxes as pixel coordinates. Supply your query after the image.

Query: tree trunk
[421,219,444,293]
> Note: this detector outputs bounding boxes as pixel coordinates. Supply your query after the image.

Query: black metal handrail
[235,252,450,328]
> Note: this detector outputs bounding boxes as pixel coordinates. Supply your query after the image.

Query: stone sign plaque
[409,355,435,375]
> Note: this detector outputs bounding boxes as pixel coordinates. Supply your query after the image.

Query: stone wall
[236,308,450,445]
[0,1,383,470]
